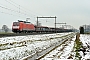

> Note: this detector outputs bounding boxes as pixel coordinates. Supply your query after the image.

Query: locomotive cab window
[13,22,19,26]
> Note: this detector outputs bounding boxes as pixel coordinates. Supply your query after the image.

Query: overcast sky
[0,0,90,29]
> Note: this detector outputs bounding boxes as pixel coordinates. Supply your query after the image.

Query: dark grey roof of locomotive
[18,20,31,23]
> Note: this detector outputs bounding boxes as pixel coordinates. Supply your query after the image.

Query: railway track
[21,33,76,60]
[0,32,54,37]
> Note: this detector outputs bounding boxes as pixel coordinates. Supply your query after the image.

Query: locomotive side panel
[19,22,23,32]
[22,23,35,32]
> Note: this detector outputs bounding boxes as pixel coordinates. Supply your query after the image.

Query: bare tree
[2,25,9,33]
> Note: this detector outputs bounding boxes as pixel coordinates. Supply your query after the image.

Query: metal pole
[55,16,56,33]
[37,17,38,26]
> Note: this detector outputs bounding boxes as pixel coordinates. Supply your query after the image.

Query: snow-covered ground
[41,34,90,60]
[80,34,90,60]
[41,35,76,60]
[0,32,74,60]
[1,33,90,60]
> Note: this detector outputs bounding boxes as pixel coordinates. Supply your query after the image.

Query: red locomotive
[12,20,73,33]
[12,20,35,33]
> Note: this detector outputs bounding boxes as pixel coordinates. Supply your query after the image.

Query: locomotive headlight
[13,26,19,29]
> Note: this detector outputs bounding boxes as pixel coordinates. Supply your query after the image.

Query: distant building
[81,25,90,33]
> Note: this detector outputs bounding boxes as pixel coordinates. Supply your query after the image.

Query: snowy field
[0,32,74,60]
[80,34,90,60]
[1,33,90,60]
[41,34,90,60]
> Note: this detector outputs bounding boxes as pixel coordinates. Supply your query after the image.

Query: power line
[0,5,28,18]
[5,0,19,8]
[0,0,35,18]
[0,11,20,17]
[0,4,33,17]
[0,0,38,19]
[5,0,37,17]
[8,0,43,17]
[0,5,18,12]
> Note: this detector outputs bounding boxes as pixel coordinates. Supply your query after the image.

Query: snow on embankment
[40,34,90,60]
[0,32,74,60]
[80,34,90,59]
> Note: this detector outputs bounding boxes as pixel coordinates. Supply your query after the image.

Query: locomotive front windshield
[13,22,19,26]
